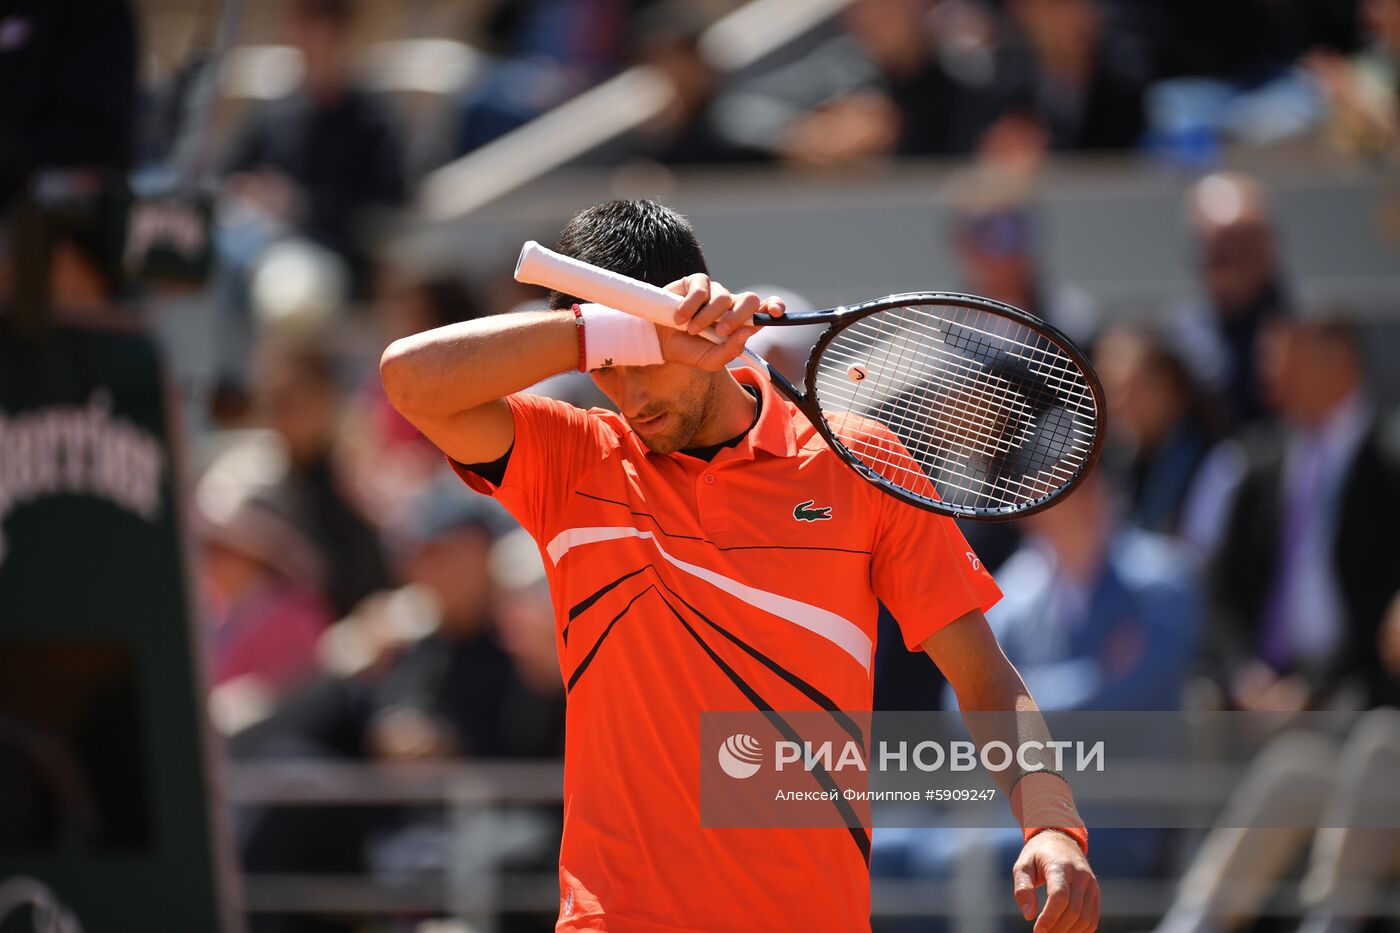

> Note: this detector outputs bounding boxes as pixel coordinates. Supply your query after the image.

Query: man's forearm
[380,310,577,419]
[954,663,1059,795]
[956,663,1088,853]
[922,615,1086,849]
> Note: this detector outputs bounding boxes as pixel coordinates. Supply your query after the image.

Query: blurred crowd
[144,0,1400,428]
[273,0,1400,173]
[4,0,1400,931]
[851,165,1400,932]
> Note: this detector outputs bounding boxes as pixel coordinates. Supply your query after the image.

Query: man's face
[1198,223,1276,315]
[255,353,337,464]
[404,526,494,631]
[591,362,717,453]
[1094,329,1183,447]
[1257,320,1350,427]
[845,0,927,65]
[954,210,1036,305]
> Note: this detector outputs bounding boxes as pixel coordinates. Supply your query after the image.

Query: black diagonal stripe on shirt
[567,585,655,694]
[650,574,865,749]
[568,565,652,622]
[653,589,872,865]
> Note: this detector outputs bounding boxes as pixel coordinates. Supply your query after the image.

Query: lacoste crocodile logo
[793,500,832,522]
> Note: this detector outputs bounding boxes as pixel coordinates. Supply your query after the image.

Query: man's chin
[637,431,684,454]
[630,413,682,452]
[633,423,698,454]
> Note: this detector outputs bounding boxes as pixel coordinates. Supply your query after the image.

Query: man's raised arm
[380,275,771,466]
[379,311,578,465]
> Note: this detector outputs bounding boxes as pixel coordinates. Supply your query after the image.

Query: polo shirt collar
[728,365,797,459]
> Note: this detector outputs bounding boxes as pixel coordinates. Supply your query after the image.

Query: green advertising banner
[0,318,234,932]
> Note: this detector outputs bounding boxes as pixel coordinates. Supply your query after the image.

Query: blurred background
[1,0,1399,931]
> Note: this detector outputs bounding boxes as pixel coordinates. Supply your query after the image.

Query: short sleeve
[871,493,1003,651]
[448,393,615,539]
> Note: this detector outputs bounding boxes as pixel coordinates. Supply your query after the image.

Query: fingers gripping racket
[515,241,1105,520]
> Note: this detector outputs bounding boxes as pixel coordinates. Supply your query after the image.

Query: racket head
[797,293,1106,520]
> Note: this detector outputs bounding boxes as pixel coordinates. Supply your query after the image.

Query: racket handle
[514,240,726,346]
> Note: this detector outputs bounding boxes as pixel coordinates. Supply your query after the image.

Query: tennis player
[381,200,1098,932]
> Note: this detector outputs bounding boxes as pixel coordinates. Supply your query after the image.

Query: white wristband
[579,302,664,371]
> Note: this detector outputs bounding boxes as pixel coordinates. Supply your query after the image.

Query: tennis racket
[515,241,1105,520]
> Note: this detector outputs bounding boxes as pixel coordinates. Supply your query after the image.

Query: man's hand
[1012,831,1099,933]
[657,274,785,371]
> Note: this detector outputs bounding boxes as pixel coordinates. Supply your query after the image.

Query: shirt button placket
[699,470,731,534]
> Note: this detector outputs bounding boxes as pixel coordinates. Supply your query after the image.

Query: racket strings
[812,302,1099,514]
[829,311,1087,507]
[819,319,1098,429]
[821,344,1057,457]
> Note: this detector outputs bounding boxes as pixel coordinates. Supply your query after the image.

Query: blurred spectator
[1172,172,1291,431]
[363,480,561,761]
[1307,0,1400,158]
[1155,708,1400,933]
[1203,313,1400,712]
[232,477,562,930]
[194,443,334,728]
[1148,0,1363,83]
[607,2,766,166]
[346,271,487,520]
[943,167,1105,583]
[233,474,562,763]
[1143,0,1345,155]
[949,168,1099,343]
[1095,324,1216,534]
[710,0,990,166]
[872,472,1201,909]
[490,527,566,708]
[0,0,136,316]
[253,341,392,617]
[219,0,406,297]
[0,0,137,204]
[453,0,649,155]
[979,0,1148,152]
[8,171,132,315]
[949,470,1201,713]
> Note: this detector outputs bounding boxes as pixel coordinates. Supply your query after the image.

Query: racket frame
[755,292,1106,521]
[514,240,1106,520]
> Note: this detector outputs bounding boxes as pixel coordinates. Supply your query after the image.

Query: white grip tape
[516,241,682,327]
[514,240,724,346]
[578,303,664,370]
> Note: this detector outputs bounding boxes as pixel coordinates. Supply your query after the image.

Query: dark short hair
[548,199,708,309]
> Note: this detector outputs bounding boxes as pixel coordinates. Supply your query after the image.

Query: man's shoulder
[508,392,629,450]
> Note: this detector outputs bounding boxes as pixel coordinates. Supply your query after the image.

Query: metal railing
[224,757,1400,930]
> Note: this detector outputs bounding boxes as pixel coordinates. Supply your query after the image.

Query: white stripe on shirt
[545,525,873,672]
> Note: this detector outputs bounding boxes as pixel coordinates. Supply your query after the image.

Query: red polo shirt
[453,366,1001,932]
